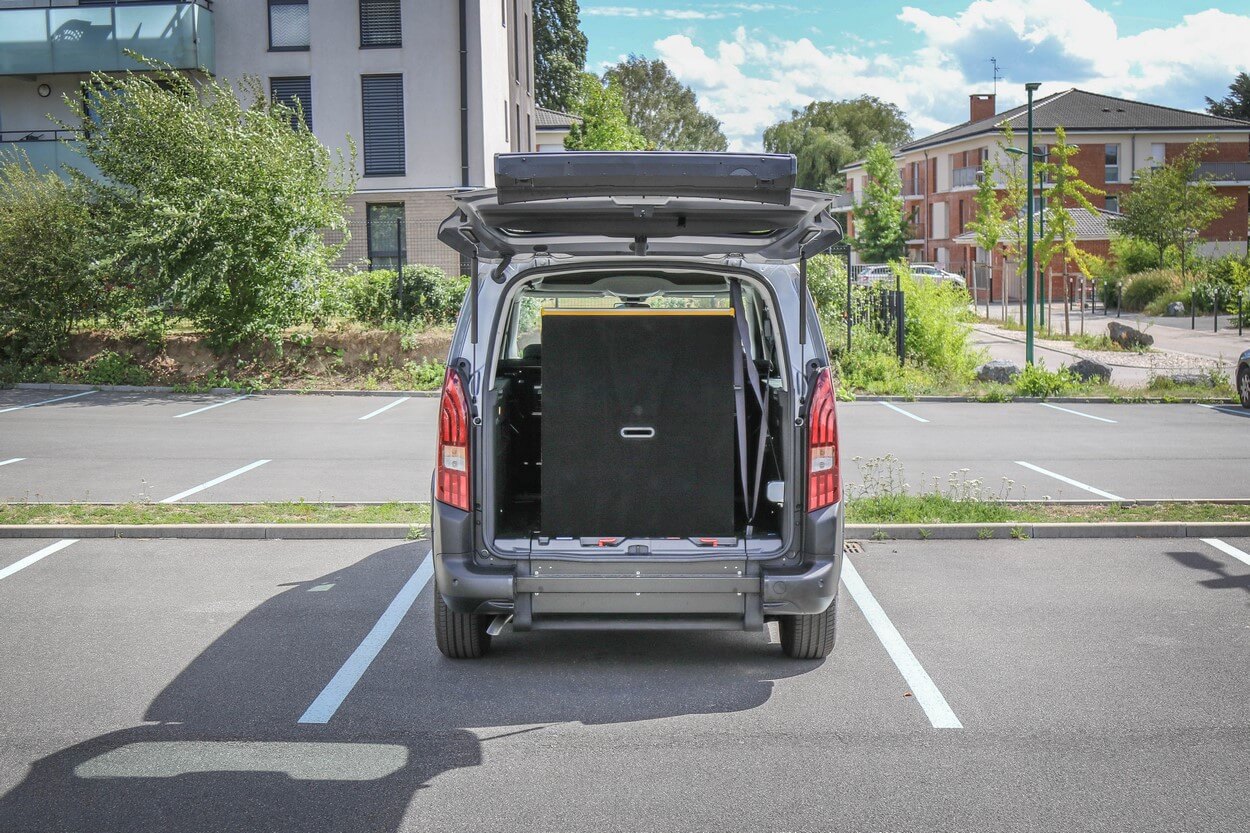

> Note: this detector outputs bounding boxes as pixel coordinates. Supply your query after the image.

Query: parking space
[840,400,1250,499]
[0,535,1246,831]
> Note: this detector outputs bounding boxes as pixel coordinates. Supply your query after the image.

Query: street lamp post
[1023,82,1041,364]
[1007,128,1047,338]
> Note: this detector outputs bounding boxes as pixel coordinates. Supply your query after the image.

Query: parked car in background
[1239,348,1250,408]
[854,263,966,289]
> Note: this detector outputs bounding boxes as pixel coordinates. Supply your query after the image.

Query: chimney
[970,93,996,123]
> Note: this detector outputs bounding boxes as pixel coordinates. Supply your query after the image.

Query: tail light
[807,367,840,511]
[436,368,471,511]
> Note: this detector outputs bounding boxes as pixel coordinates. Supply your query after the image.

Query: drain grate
[844,540,864,554]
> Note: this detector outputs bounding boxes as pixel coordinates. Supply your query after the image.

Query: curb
[847,521,1250,540]
[11,383,440,397]
[0,524,426,540]
[0,522,1246,541]
[851,395,1239,404]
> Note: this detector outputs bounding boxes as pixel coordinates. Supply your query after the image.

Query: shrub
[0,157,97,362]
[1013,361,1078,397]
[78,350,151,386]
[342,269,398,325]
[1109,236,1163,276]
[1121,268,1181,311]
[891,261,982,380]
[398,266,468,326]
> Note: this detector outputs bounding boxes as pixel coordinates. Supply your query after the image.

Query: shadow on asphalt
[1166,550,1250,596]
[0,542,820,831]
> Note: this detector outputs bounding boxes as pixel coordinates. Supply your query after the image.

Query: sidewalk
[972,303,1242,386]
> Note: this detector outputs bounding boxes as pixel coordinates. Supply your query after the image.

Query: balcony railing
[903,181,924,197]
[0,129,102,180]
[951,166,980,188]
[0,1,214,77]
[1194,162,1250,183]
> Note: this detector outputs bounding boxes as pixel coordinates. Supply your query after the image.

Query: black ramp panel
[541,310,735,538]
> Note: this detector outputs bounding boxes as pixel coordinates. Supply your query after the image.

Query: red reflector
[806,367,840,511]
[435,368,471,511]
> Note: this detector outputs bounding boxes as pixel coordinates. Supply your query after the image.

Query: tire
[1239,366,1250,409]
[434,577,491,659]
[779,595,838,659]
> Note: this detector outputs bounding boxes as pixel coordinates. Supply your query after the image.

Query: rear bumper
[431,498,843,623]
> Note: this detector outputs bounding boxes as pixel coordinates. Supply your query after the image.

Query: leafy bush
[78,350,151,386]
[0,157,97,362]
[341,269,398,325]
[398,266,468,326]
[891,261,982,379]
[1121,269,1181,311]
[1109,236,1164,276]
[1013,361,1078,397]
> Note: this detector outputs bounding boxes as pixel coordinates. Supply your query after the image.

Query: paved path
[0,535,1246,831]
[1,390,1247,503]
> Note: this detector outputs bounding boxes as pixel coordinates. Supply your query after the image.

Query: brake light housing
[806,367,840,511]
[436,367,471,511]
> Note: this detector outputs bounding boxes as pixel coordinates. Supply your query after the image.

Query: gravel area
[973,323,1230,372]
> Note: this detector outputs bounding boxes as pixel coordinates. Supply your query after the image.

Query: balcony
[951,166,980,189]
[1194,162,1250,184]
[0,130,101,180]
[0,1,214,77]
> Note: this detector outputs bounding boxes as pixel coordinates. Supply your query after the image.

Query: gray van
[431,152,845,659]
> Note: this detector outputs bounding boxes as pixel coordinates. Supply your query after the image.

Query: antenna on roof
[990,57,1001,98]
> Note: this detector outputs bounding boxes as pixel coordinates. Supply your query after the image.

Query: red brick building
[840,89,1250,301]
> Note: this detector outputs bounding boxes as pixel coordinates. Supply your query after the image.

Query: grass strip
[846,495,1250,525]
[0,501,431,526]
[1,498,1249,527]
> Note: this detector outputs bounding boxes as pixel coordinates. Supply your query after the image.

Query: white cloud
[584,7,729,20]
[651,0,1250,151]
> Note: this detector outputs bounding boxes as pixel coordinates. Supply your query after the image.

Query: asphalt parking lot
[1,388,1247,503]
[0,534,1246,831]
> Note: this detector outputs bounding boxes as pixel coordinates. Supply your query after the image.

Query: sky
[580,0,1250,150]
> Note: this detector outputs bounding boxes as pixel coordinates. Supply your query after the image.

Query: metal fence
[327,217,462,277]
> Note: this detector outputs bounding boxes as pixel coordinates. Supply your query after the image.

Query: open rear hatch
[438,152,842,260]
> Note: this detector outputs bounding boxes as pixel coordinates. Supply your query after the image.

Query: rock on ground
[976,359,1020,384]
[1166,301,1186,317]
[1108,321,1154,349]
[1067,358,1112,383]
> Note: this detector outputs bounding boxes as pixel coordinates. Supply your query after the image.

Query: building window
[270,77,312,131]
[360,0,401,48]
[361,74,405,177]
[503,100,509,141]
[268,0,310,51]
[366,203,405,271]
[526,113,532,151]
[1105,195,1119,213]
[524,13,531,91]
[515,103,521,150]
[1105,144,1120,183]
[513,0,521,82]
[1150,143,1166,167]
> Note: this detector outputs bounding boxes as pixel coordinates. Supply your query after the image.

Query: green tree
[1205,72,1250,121]
[1111,140,1235,281]
[764,96,912,191]
[0,155,97,361]
[1034,126,1104,334]
[967,158,1004,261]
[563,73,648,151]
[852,142,908,262]
[534,0,588,113]
[63,61,356,349]
[602,56,727,151]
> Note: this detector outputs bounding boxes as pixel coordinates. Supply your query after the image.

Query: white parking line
[879,401,929,423]
[173,395,250,419]
[299,554,433,724]
[0,539,77,583]
[1039,402,1117,424]
[0,390,97,414]
[358,397,411,421]
[0,458,25,468]
[1014,461,1125,501]
[841,557,961,729]
[1201,538,1250,568]
[159,460,271,503]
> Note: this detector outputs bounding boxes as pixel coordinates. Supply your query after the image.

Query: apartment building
[841,89,1250,299]
[0,0,536,275]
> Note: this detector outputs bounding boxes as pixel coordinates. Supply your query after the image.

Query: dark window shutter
[360,0,402,47]
[361,74,405,176]
[271,76,312,131]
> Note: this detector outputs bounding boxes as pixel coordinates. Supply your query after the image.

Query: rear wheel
[1239,366,1250,409]
[434,577,491,659]
[779,596,838,659]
